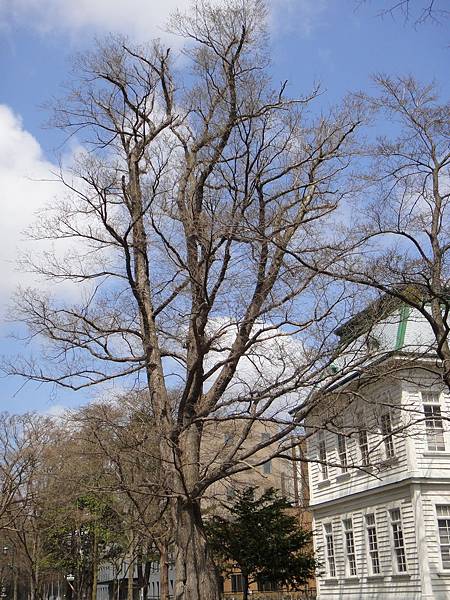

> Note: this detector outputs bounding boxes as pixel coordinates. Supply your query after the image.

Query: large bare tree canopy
[4,2,364,597]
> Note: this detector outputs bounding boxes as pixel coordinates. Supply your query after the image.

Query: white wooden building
[307,300,450,600]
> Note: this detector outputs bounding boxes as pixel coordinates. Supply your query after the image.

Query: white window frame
[261,432,272,474]
[343,517,357,577]
[436,505,450,570]
[380,411,395,459]
[337,433,348,473]
[389,507,407,573]
[358,428,370,466]
[365,513,381,575]
[318,432,328,480]
[323,522,336,578]
[422,391,445,452]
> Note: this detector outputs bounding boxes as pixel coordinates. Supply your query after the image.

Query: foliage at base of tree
[206,487,317,599]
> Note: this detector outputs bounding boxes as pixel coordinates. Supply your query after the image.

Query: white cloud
[0,105,88,323]
[0,0,327,42]
[1,0,195,43]
[0,105,65,311]
[44,403,67,418]
[269,0,328,38]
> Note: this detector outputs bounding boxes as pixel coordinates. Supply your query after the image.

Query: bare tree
[282,76,449,390]
[344,76,450,387]
[358,0,450,25]
[0,413,47,531]
[72,396,173,600]
[0,413,61,600]
[5,2,364,598]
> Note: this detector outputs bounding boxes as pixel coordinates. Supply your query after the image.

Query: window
[261,432,272,474]
[231,574,244,593]
[423,391,440,404]
[224,433,234,446]
[390,508,407,572]
[318,434,328,480]
[343,518,357,576]
[437,505,450,569]
[358,429,369,466]
[263,460,272,474]
[258,580,278,591]
[381,412,395,458]
[324,523,336,577]
[337,434,348,473]
[423,401,445,452]
[365,514,380,574]
[226,487,235,500]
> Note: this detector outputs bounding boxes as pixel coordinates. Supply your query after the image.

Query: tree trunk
[13,572,18,600]
[92,528,98,600]
[127,558,134,600]
[29,575,35,600]
[159,542,170,600]
[174,498,219,600]
[242,574,249,600]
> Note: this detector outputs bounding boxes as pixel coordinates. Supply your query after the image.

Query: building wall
[420,485,450,599]
[308,377,411,507]
[307,357,450,599]
[313,483,421,599]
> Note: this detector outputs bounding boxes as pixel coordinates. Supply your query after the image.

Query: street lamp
[65,573,76,600]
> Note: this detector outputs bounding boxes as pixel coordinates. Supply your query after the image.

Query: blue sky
[0,0,448,414]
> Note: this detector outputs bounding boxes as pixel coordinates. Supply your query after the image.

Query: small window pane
[343,518,357,576]
[338,434,348,473]
[390,508,407,573]
[424,404,445,451]
[318,437,328,480]
[381,413,395,458]
[437,505,450,569]
[365,513,381,575]
[324,523,336,578]
[359,429,369,466]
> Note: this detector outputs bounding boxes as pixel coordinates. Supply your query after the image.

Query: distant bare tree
[4,1,364,598]
[359,0,450,25]
[284,76,449,390]
[72,396,173,600]
[344,76,450,387]
[0,413,61,600]
[0,413,53,531]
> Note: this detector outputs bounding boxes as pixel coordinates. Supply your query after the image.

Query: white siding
[401,371,450,480]
[403,308,436,352]
[314,487,421,599]
[308,367,450,599]
[308,378,411,507]
[421,486,450,600]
